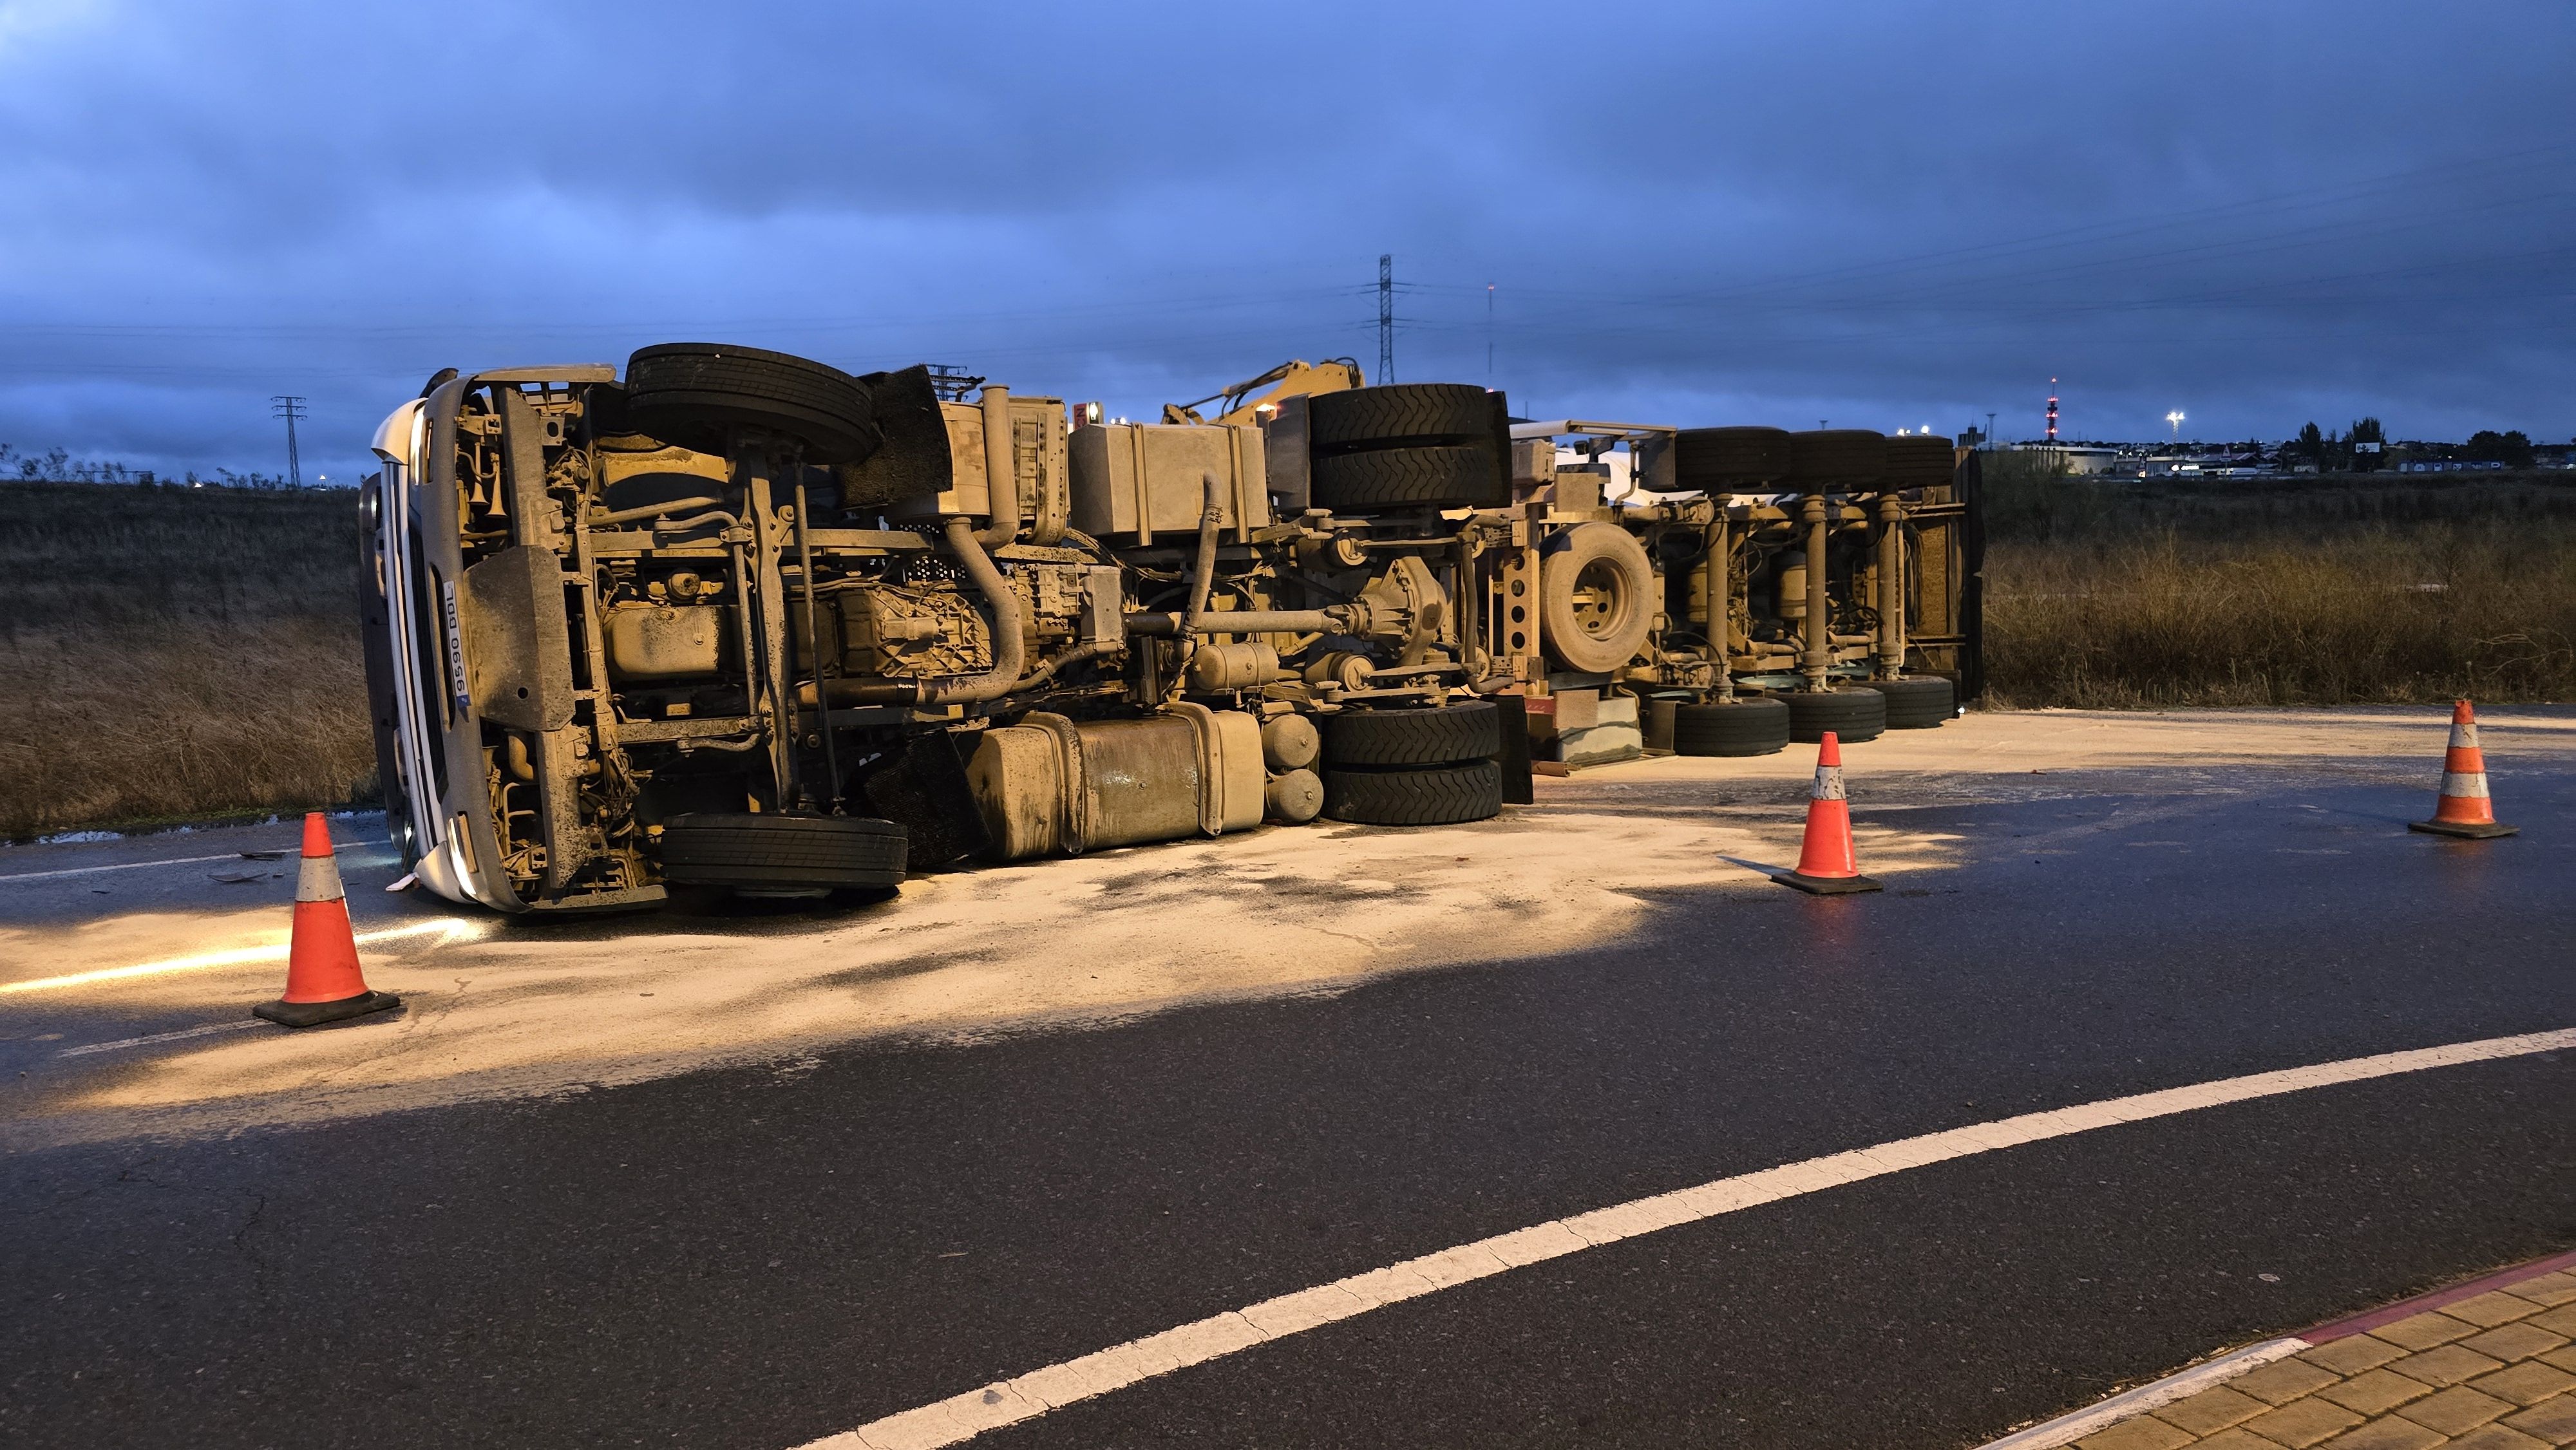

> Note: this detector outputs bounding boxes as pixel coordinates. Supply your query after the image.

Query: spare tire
[1310,443,1506,511]
[1864,675,1955,729]
[1782,688,1887,744]
[1539,521,1656,673]
[1308,383,1493,451]
[1322,760,1502,826]
[1675,426,1793,485]
[1788,429,1886,486]
[657,813,907,892]
[623,343,880,464]
[1882,435,1956,487]
[1672,697,1793,757]
[1321,700,1500,767]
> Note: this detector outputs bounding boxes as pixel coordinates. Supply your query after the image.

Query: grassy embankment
[3,466,2572,838]
[0,484,374,840]
[1980,460,2576,709]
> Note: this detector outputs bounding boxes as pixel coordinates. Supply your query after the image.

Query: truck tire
[1864,675,1955,728]
[1674,426,1793,486]
[623,343,880,464]
[1788,429,1886,486]
[1881,435,1956,487]
[1309,443,1506,511]
[1672,697,1792,757]
[1322,760,1502,826]
[656,813,907,891]
[1782,688,1887,744]
[1539,521,1656,673]
[1308,383,1493,451]
[1321,700,1500,767]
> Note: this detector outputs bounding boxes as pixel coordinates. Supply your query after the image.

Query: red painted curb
[2304,1246,2576,1343]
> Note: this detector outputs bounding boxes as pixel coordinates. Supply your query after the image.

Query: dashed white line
[0,849,397,884]
[797,1026,2576,1450]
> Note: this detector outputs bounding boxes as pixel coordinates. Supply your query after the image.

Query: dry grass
[0,484,375,840]
[1984,514,2576,709]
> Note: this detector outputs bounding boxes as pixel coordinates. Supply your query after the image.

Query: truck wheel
[1672,697,1792,757]
[1322,760,1502,826]
[1674,426,1793,487]
[1782,688,1887,744]
[1788,429,1887,486]
[1307,383,1493,451]
[1539,522,1656,673]
[656,813,907,892]
[623,343,880,464]
[1321,700,1501,767]
[1309,444,1506,511]
[1864,675,1955,728]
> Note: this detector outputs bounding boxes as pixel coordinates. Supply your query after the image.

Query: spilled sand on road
[13,705,2571,1147]
[8,807,1955,1144]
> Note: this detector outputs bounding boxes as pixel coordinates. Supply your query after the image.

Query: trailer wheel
[1309,443,1506,511]
[623,343,880,464]
[1308,383,1493,451]
[656,813,907,892]
[1321,700,1501,767]
[1674,426,1794,487]
[1864,675,1955,729]
[1539,522,1656,673]
[1322,760,1502,826]
[1672,697,1793,757]
[1788,429,1887,486]
[1881,435,1957,487]
[1782,688,1888,744]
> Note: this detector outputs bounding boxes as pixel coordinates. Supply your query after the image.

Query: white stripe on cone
[2449,721,2479,749]
[296,852,346,904]
[1811,767,1847,802]
[2438,771,2492,800]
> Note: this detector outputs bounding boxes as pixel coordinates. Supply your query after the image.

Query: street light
[2166,410,2186,443]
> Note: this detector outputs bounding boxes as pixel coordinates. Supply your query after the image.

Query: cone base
[1772,871,1884,895]
[254,990,402,1029]
[2409,819,2518,839]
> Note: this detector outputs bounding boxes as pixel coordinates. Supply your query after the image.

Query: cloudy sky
[2,0,2571,484]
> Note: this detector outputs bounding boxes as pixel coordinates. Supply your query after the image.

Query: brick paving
[2072,1268,2576,1450]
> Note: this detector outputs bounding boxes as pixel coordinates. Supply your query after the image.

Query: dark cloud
[3,0,2571,485]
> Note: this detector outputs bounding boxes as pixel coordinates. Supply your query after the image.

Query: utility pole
[1485,283,1495,385]
[1378,254,1394,385]
[271,395,308,489]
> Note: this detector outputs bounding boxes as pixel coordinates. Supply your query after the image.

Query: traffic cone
[253,814,402,1028]
[1774,732,1883,894]
[2409,700,2517,839]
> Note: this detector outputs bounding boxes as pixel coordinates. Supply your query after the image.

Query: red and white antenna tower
[2045,377,2060,442]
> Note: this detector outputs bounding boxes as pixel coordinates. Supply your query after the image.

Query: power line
[270,395,306,488]
[1378,254,1394,384]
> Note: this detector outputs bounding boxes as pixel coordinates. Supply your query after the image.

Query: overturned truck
[359,344,1979,913]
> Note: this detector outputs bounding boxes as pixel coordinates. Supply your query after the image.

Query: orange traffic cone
[1774,732,1883,894]
[253,814,402,1028]
[2409,700,2517,840]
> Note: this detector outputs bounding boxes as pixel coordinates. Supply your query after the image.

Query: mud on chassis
[357,348,1521,914]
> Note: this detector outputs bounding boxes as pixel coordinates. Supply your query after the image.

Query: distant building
[2011,443,2121,475]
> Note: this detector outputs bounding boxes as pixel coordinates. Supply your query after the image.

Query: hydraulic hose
[971,384,1019,549]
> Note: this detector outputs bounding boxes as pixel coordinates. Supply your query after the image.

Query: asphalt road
[2,711,2571,1449]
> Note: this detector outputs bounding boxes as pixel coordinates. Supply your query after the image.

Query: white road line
[0,852,253,883]
[799,1027,2576,1450]
[1972,1338,2309,1450]
[58,1020,266,1056]
[0,849,397,885]
[0,918,474,995]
